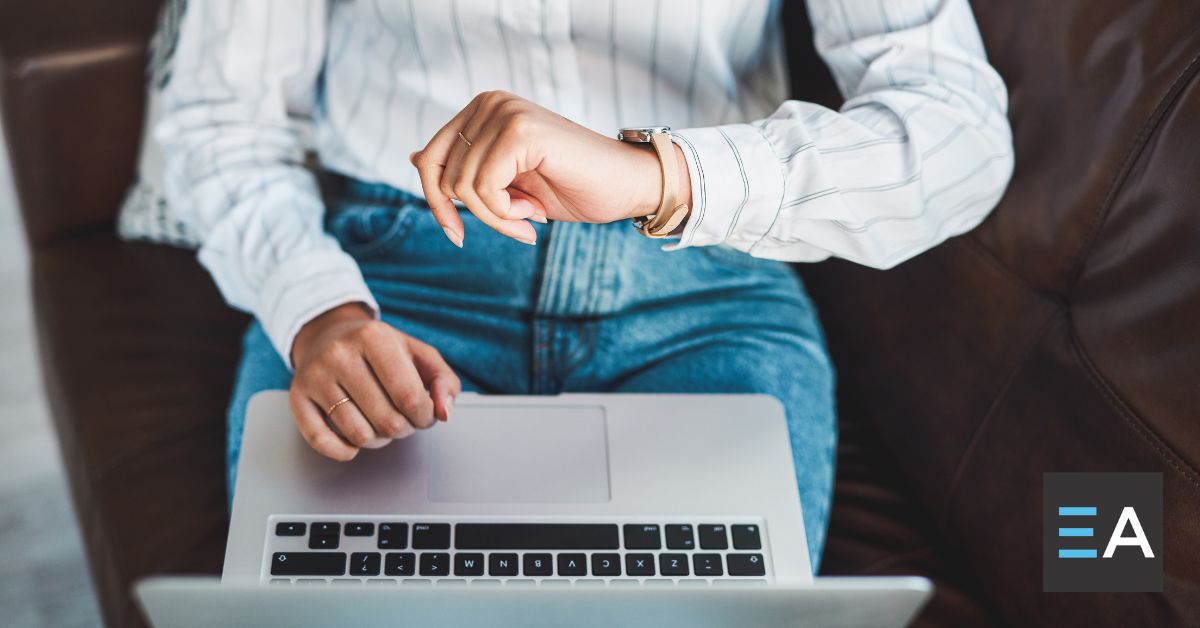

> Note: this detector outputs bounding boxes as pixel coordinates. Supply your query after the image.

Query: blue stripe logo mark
[1057,505,1098,558]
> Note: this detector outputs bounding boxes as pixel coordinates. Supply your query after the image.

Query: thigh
[225,321,292,502]
[605,283,837,572]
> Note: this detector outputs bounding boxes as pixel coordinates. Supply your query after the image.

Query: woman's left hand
[410,91,690,247]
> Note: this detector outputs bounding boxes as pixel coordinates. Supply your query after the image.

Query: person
[156,0,1013,571]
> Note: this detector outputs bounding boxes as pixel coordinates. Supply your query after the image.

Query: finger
[411,153,466,248]
[320,384,382,449]
[412,97,485,247]
[454,175,539,244]
[438,103,539,243]
[509,188,548,223]
[446,113,533,223]
[288,385,358,461]
[452,139,536,224]
[363,341,438,429]
[339,358,417,441]
[407,338,463,422]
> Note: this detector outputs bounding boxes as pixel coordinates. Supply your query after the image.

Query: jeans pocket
[326,202,422,261]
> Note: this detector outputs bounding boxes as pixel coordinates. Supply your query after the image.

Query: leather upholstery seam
[962,234,1065,306]
[1064,48,1200,292]
[1067,317,1200,489]
[936,306,1062,532]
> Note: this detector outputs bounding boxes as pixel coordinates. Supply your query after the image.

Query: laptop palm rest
[429,404,611,503]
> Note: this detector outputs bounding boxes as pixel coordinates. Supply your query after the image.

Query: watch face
[618,126,671,142]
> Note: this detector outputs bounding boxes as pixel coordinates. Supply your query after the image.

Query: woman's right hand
[288,303,460,461]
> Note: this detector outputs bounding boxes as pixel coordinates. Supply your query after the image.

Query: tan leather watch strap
[634,133,688,237]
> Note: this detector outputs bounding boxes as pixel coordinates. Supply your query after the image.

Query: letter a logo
[1103,507,1154,558]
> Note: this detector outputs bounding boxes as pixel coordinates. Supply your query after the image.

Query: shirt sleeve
[155,0,378,367]
[669,0,1014,269]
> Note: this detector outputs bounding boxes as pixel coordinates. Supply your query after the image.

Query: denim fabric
[225,181,837,570]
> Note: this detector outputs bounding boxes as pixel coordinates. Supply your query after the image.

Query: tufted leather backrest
[796,1,1200,624]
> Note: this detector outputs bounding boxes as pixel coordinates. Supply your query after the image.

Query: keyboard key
[308,534,339,550]
[488,553,519,577]
[419,553,450,576]
[384,552,415,576]
[623,524,662,550]
[727,553,766,576]
[659,553,689,576]
[625,553,656,576]
[311,522,341,536]
[665,525,695,550]
[523,553,552,576]
[455,524,619,550]
[591,553,621,576]
[731,525,761,550]
[270,552,346,576]
[349,552,381,576]
[412,524,451,549]
[309,522,340,550]
[693,553,724,577]
[557,553,587,576]
[698,525,728,550]
[345,523,375,537]
[454,553,485,576]
[378,523,408,550]
[275,522,305,536]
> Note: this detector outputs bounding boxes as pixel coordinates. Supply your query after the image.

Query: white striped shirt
[156,0,1013,363]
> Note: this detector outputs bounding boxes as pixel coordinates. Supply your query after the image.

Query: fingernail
[530,213,548,224]
[439,394,454,422]
[516,235,537,246]
[442,225,464,248]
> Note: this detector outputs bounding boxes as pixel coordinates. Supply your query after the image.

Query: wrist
[291,302,373,366]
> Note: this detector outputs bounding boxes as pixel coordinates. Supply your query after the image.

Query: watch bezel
[618,126,671,143]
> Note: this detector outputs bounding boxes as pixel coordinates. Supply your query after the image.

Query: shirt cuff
[256,249,379,370]
[668,125,787,251]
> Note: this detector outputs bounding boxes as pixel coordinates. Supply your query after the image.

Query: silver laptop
[136,577,933,628]
[137,391,932,626]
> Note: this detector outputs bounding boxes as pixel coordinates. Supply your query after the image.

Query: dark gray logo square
[1043,472,1162,592]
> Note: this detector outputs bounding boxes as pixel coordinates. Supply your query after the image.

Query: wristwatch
[618,126,691,238]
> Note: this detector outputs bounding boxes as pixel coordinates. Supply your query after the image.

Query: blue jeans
[225,180,837,569]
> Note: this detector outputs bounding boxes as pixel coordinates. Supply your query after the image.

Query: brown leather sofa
[3,1,1198,626]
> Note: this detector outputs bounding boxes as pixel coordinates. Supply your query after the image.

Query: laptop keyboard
[262,517,771,586]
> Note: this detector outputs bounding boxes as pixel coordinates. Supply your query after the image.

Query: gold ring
[326,396,353,416]
[457,131,472,147]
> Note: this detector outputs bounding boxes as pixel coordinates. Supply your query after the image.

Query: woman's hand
[410,91,691,246]
[288,303,460,461]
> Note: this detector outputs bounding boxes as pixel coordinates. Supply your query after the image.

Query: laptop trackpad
[428,404,611,503]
